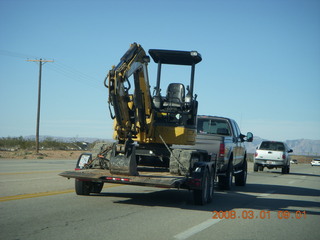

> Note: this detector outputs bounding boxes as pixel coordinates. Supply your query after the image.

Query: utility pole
[27,59,54,153]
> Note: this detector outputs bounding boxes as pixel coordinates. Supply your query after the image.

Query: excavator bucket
[109,144,138,176]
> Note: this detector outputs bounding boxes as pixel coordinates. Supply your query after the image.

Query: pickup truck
[254,140,293,174]
[194,115,253,190]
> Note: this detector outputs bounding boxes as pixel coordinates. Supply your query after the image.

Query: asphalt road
[0,159,319,240]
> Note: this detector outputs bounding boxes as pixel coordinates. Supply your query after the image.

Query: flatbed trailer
[59,152,216,205]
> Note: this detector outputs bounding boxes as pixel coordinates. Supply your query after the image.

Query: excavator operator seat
[163,83,185,109]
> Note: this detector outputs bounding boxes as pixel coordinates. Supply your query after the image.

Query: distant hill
[285,139,320,156]
[24,135,320,156]
[24,135,111,144]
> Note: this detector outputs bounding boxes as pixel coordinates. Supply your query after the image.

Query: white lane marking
[258,190,276,197]
[174,218,222,240]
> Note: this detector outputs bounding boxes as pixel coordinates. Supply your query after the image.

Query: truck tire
[206,168,215,203]
[253,163,258,172]
[218,161,233,190]
[75,179,92,195]
[193,168,212,205]
[282,165,290,174]
[91,182,104,193]
[235,160,247,186]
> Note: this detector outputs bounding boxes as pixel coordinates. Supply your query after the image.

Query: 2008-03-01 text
[212,210,307,220]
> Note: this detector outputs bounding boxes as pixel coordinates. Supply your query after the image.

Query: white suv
[254,141,293,174]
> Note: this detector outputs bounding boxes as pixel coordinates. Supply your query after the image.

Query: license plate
[266,161,276,164]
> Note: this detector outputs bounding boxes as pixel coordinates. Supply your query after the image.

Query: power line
[26,59,54,153]
[46,62,103,90]
[1,49,105,90]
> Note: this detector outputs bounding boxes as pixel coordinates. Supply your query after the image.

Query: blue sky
[0,0,319,141]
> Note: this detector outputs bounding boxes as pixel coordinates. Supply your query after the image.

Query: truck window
[260,141,285,151]
[197,119,231,135]
[230,120,241,138]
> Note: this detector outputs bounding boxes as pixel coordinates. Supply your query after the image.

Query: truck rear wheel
[218,161,233,190]
[75,179,92,195]
[282,165,290,174]
[253,163,258,172]
[235,160,247,186]
[193,168,213,205]
[206,168,215,203]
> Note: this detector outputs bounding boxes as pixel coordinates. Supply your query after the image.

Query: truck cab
[195,115,253,190]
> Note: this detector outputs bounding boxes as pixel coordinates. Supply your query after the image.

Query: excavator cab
[148,49,202,126]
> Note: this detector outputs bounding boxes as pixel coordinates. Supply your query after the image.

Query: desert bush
[0,137,34,150]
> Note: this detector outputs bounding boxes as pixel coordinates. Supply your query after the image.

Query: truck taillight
[255,152,258,157]
[282,154,286,160]
[219,143,225,157]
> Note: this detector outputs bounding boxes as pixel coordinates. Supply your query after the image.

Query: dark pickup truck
[194,115,253,190]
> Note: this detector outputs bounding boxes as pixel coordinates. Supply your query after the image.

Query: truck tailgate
[59,169,187,188]
[256,150,283,161]
[194,134,223,154]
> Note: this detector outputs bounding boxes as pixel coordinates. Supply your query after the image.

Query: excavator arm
[106,43,152,143]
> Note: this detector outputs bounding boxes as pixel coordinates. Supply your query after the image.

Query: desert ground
[0,150,81,160]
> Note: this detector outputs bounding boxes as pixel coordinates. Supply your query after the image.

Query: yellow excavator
[60,43,217,205]
[104,42,203,175]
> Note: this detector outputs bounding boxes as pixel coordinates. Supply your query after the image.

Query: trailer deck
[59,167,189,189]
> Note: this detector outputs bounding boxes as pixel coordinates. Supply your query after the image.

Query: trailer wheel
[218,161,233,190]
[193,167,211,205]
[91,182,104,193]
[235,160,247,186]
[75,179,92,195]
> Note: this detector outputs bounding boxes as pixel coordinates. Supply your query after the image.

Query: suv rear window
[259,141,285,151]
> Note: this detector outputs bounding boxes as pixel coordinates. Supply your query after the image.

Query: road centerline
[0,184,123,202]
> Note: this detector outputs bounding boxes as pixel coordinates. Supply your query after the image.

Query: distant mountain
[285,139,320,156]
[24,135,111,144]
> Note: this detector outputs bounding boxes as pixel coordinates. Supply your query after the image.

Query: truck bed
[59,167,188,189]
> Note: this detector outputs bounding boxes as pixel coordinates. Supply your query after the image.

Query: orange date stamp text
[212,210,307,220]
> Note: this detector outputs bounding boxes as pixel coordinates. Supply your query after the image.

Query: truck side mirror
[288,149,293,153]
[246,132,253,142]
